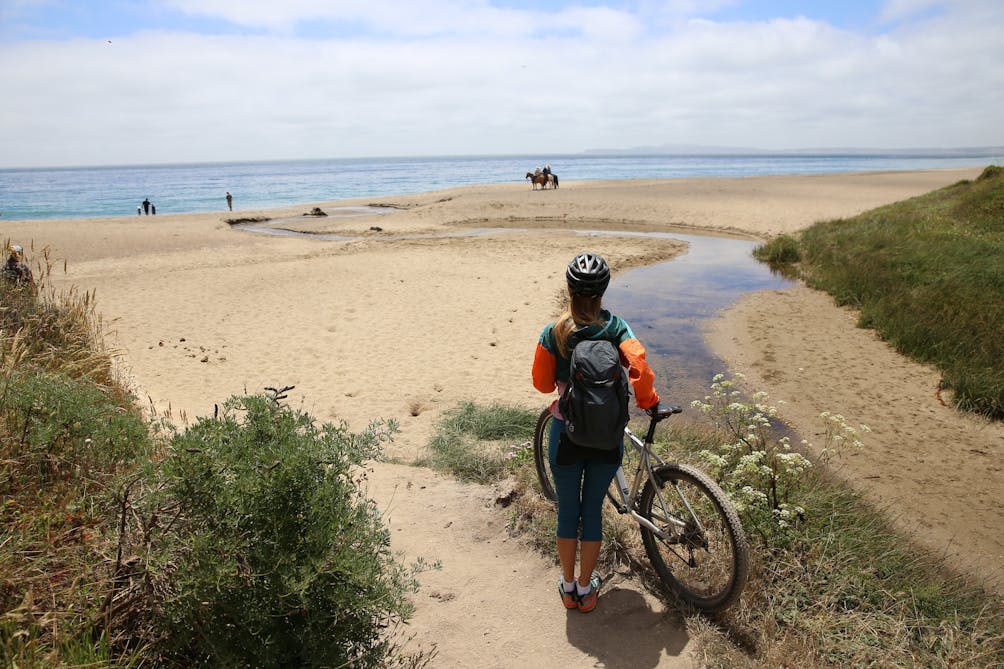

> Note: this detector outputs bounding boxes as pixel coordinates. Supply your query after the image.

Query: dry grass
[2,245,117,389]
[1,245,153,665]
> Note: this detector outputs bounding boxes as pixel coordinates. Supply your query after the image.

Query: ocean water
[1,153,1000,221]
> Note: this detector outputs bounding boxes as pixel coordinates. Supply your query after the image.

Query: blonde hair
[553,293,605,358]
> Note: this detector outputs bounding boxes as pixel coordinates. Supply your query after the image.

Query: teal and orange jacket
[532,310,660,411]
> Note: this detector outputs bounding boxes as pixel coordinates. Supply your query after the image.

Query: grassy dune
[756,165,1004,418]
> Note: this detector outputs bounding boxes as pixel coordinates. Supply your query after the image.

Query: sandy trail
[366,462,694,668]
[5,167,998,665]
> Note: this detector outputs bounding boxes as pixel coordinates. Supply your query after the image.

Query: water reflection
[602,232,795,407]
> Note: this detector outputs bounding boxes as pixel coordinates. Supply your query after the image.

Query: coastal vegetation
[0,259,426,667]
[754,165,1004,419]
[424,400,1004,667]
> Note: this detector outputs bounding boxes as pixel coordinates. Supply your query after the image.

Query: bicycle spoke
[642,496,689,534]
[640,464,748,612]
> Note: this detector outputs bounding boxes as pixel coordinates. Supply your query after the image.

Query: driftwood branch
[264,385,295,406]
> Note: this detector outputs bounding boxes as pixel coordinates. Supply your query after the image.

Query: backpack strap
[567,328,582,352]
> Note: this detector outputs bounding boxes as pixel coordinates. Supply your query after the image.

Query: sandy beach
[5,167,1000,666]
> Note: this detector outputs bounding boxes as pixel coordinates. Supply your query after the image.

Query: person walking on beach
[142,198,151,215]
[532,252,660,613]
[4,244,34,287]
[226,192,233,211]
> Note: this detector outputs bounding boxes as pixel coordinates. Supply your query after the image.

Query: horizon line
[2,146,1003,172]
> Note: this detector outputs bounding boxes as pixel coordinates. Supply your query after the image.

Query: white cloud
[1,1,1002,166]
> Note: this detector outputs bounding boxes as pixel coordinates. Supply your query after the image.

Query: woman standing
[532,252,660,612]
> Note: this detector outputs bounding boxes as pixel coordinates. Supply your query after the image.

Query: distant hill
[581,144,1004,156]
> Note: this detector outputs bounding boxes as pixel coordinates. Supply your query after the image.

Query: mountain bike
[533,404,749,613]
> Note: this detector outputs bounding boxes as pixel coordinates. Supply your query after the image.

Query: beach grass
[754,164,1004,418]
[416,401,539,483]
[425,401,1004,667]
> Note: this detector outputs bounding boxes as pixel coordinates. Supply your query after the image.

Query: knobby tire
[639,464,749,613]
[533,407,557,503]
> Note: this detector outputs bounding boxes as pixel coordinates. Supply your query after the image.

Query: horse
[525,172,559,190]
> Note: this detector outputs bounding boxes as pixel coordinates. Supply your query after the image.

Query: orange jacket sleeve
[532,342,557,394]
[619,338,660,410]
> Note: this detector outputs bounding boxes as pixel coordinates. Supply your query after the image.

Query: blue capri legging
[548,416,622,542]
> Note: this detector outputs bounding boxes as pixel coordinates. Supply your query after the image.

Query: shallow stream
[602,231,795,407]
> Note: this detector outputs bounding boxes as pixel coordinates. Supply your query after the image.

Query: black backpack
[558,336,630,450]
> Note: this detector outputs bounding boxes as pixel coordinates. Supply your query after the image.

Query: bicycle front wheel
[639,464,749,613]
[532,407,557,503]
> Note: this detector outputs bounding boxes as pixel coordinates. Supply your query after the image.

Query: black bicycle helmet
[566,252,610,297]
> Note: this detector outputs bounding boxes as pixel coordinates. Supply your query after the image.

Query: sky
[1,0,1002,168]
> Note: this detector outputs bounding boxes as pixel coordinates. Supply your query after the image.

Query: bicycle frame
[533,403,749,611]
[609,425,692,541]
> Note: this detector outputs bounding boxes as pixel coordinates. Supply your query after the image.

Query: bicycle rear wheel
[534,407,626,510]
[638,464,749,613]
[532,407,557,503]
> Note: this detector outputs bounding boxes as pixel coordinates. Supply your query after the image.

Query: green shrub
[0,370,151,492]
[3,254,430,667]
[754,234,801,267]
[139,393,418,668]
